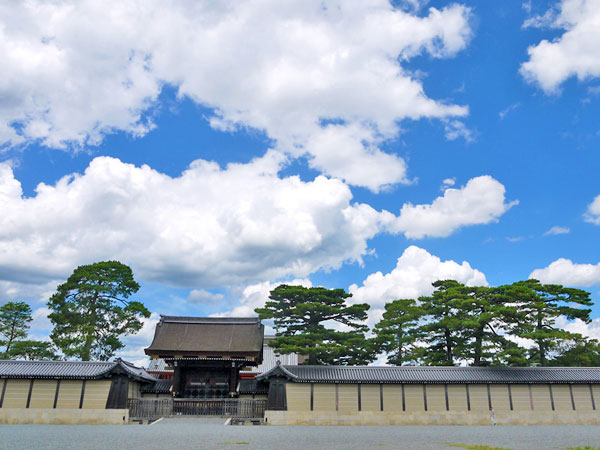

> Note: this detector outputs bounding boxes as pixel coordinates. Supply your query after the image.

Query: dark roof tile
[257,365,600,384]
[0,359,156,382]
[145,316,264,356]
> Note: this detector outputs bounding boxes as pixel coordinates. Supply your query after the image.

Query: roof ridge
[0,360,114,365]
[285,365,600,370]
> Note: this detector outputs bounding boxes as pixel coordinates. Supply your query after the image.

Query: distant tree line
[257,280,600,367]
[0,301,58,360]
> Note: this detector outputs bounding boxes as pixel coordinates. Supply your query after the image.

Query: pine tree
[255,284,373,365]
[372,299,425,365]
[48,261,150,361]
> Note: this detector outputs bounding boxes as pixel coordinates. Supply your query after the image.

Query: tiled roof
[247,342,298,373]
[239,379,269,395]
[257,365,600,384]
[145,316,264,357]
[118,359,157,382]
[148,358,170,372]
[141,379,173,394]
[0,359,156,382]
[148,340,299,375]
[158,316,262,325]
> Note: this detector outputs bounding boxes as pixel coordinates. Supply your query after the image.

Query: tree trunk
[397,327,403,363]
[82,292,99,361]
[444,328,453,364]
[4,321,17,358]
[473,325,484,366]
[537,315,546,366]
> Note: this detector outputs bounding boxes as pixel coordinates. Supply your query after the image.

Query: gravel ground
[1,420,599,450]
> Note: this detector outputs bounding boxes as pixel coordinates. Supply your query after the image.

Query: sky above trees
[1,0,599,365]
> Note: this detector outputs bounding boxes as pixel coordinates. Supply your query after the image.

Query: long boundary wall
[269,382,600,425]
[0,378,135,424]
[0,408,128,425]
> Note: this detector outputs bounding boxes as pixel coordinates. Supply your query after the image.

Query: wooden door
[267,378,287,411]
[106,376,129,409]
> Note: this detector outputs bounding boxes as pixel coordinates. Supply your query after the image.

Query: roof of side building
[256,365,600,384]
[0,358,156,382]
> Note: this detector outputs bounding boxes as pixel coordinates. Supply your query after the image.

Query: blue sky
[1,0,599,364]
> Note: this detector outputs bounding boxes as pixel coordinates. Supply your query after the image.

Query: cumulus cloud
[214,279,312,318]
[544,225,570,236]
[0,279,59,304]
[389,175,517,239]
[530,258,600,287]
[584,194,600,225]
[1,161,514,290]
[441,178,456,188]
[0,154,396,288]
[0,1,472,190]
[520,0,600,93]
[116,312,161,367]
[187,289,224,303]
[349,245,488,308]
[557,316,600,340]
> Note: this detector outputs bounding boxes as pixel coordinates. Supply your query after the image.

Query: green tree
[501,279,593,366]
[48,261,150,361]
[548,339,600,367]
[6,340,59,360]
[459,285,522,366]
[418,280,469,366]
[255,284,373,365]
[372,299,425,365]
[0,301,33,358]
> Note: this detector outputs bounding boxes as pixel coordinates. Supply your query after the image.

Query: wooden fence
[128,398,267,420]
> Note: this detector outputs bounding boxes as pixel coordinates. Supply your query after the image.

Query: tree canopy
[371,279,594,367]
[500,279,592,366]
[0,301,33,358]
[47,260,150,361]
[372,298,425,365]
[255,284,373,365]
[6,340,59,360]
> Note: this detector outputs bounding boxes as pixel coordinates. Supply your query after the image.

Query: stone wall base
[0,408,129,425]
[265,410,600,426]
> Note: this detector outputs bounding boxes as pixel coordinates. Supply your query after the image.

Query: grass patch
[222,442,249,445]
[567,447,600,450]
[445,444,516,450]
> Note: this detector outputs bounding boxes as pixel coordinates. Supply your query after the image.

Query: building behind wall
[144,316,264,398]
[258,365,600,425]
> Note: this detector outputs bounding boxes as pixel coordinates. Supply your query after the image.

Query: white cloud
[187,289,224,303]
[557,316,600,340]
[214,279,312,318]
[530,258,600,287]
[584,194,600,224]
[443,120,475,143]
[499,103,520,120]
[544,225,570,236]
[0,156,515,292]
[520,0,600,93]
[28,307,53,341]
[389,175,517,239]
[349,245,488,308]
[117,312,161,367]
[0,154,393,288]
[0,279,58,303]
[0,1,472,190]
[441,177,456,188]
